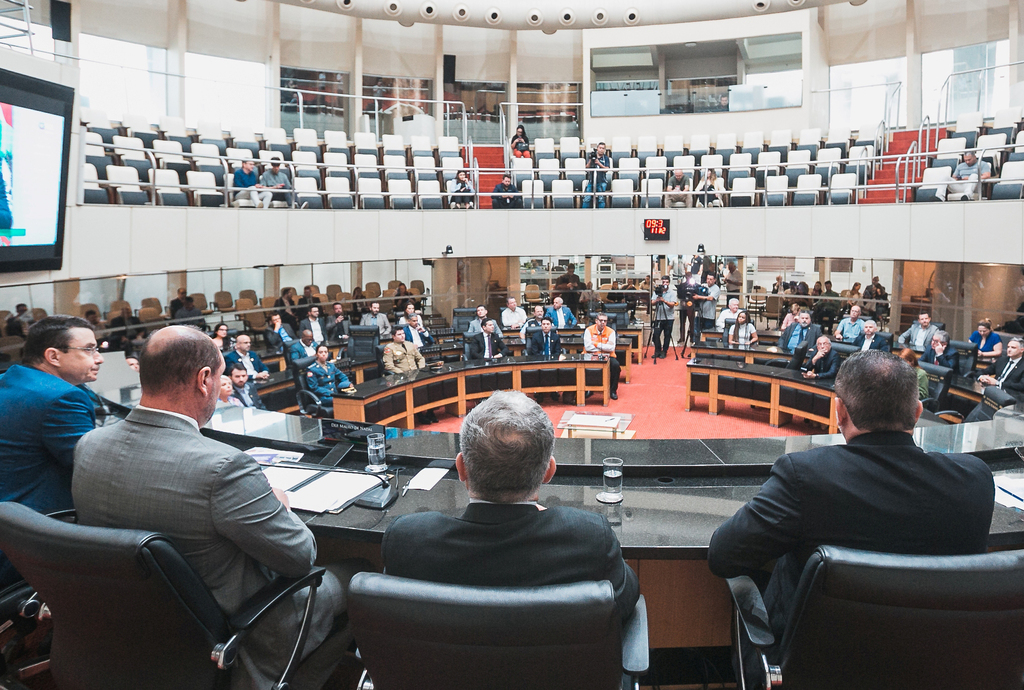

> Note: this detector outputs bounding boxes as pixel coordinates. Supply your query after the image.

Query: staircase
[861,128,946,204]
[472,146,505,209]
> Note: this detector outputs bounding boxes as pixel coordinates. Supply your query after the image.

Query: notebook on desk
[262,465,383,513]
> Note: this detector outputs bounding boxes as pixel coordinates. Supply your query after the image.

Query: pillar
[53,280,80,315]
[509,29,518,140]
[266,1,281,129]
[166,0,187,119]
[905,0,922,127]
[352,18,363,134]
[434,24,444,141]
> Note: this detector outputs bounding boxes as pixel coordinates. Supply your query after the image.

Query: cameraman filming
[582,142,611,209]
[677,269,699,347]
[692,273,721,343]
[651,275,678,359]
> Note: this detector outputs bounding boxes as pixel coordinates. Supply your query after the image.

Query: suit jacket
[0,365,96,587]
[360,312,392,337]
[382,502,639,621]
[402,324,434,347]
[980,355,1024,401]
[230,381,266,410]
[288,339,319,369]
[526,329,562,357]
[263,323,296,354]
[327,317,351,343]
[298,316,328,343]
[72,407,341,690]
[804,348,840,379]
[708,431,994,657]
[920,346,959,371]
[468,331,508,360]
[544,306,578,329]
[223,350,269,379]
[898,323,938,348]
[852,333,891,352]
[779,322,822,353]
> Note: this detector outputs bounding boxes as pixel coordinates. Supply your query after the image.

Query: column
[53,280,80,315]
[905,0,922,128]
[434,24,444,141]
[1010,0,1024,88]
[352,18,363,135]
[508,29,518,140]
[265,1,281,129]
[166,0,187,119]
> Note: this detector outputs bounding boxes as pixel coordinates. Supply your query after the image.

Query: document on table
[263,466,322,492]
[286,471,383,513]
[247,447,305,465]
[406,467,448,492]
[566,413,620,430]
[994,475,1024,510]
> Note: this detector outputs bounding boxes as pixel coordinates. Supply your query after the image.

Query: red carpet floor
[427,350,813,440]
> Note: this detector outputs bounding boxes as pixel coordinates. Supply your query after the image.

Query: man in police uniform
[383,330,437,424]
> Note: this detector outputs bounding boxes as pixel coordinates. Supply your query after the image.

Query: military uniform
[306,361,351,401]
[383,340,426,374]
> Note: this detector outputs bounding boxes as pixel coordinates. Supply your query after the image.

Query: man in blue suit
[223,334,269,382]
[402,313,434,349]
[0,316,103,587]
[526,317,562,358]
[544,296,577,329]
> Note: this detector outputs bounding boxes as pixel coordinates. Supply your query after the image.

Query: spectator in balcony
[209,323,231,352]
[949,152,991,201]
[107,307,147,352]
[450,171,475,209]
[846,282,863,312]
[780,303,801,331]
[491,173,522,209]
[510,124,530,159]
[168,287,188,317]
[258,160,292,207]
[693,169,724,208]
[232,159,273,209]
[582,142,610,209]
[665,169,692,208]
[5,304,32,337]
[173,297,205,329]
[274,287,299,331]
[350,286,367,318]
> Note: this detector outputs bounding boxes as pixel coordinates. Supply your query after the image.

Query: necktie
[544,335,550,356]
[279,327,292,342]
[1000,359,1017,383]
[485,336,491,359]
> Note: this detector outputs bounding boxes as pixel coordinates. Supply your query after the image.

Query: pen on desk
[998,485,1024,503]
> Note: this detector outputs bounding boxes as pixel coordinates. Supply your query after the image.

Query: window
[451,81,506,144]
[361,75,434,135]
[280,67,349,137]
[0,23,54,59]
[515,82,581,139]
[922,40,1009,123]
[79,35,167,123]
[829,57,907,130]
[184,53,266,131]
[741,70,803,111]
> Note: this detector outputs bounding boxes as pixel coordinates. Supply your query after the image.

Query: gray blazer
[359,312,392,337]
[72,407,341,690]
[898,323,938,349]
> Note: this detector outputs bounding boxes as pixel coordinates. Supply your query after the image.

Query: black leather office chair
[918,361,962,422]
[461,331,474,360]
[830,342,859,360]
[348,325,380,362]
[950,339,978,375]
[375,344,387,377]
[728,545,1024,690]
[0,502,327,690]
[295,372,332,418]
[451,307,478,334]
[965,385,1019,422]
[349,572,648,690]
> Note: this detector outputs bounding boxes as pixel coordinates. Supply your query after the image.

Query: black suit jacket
[298,317,328,341]
[382,502,639,621]
[263,324,297,354]
[920,346,959,371]
[708,431,994,654]
[468,332,508,360]
[851,333,891,352]
[779,322,822,353]
[229,381,266,410]
[803,348,839,379]
[980,355,1024,401]
[327,317,351,342]
[526,330,562,357]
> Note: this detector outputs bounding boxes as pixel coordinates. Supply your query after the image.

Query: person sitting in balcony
[510,124,530,159]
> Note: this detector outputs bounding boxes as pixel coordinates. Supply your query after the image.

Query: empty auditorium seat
[689,134,711,165]
[644,155,668,184]
[730,176,757,207]
[294,177,323,208]
[381,134,405,159]
[121,113,159,148]
[793,173,822,205]
[640,178,664,208]
[326,176,354,209]
[264,127,292,160]
[765,175,788,206]
[152,139,191,184]
[559,137,581,163]
[915,166,952,202]
[112,135,153,180]
[293,128,322,160]
[413,155,437,182]
[755,150,782,188]
[159,115,192,152]
[610,136,632,166]
[383,154,408,181]
[768,129,793,162]
[933,137,966,170]
[976,132,1007,175]
[418,179,444,209]
[324,130,349,153]
[953,111,984,149]
[797,128,822,157]
[551,179,575,208]
[511,157,533,189]
[534,138,556,161]
[388,178,415,209]
[989,107,1022,144]
[231,126,261,158]
[196,120,226,154]
[106,165,150,205]
[192,142,226,185]
[353,132,379,158]
[81,107,117,143]
[186,170,224,207]
[991,161,1024,200]
[82,163,109,204]
[291,150,321,180]
[410,135,432,159]
[716,132,737,166]
[359,177,385,209]
[855,122,880,147]
[354,153,380,179]
[610,179,634,208]
[564,158,587,190]
[522,179,544,209]
[848,145,874,184]
[815,146,843,186]
[829,172,858,205]
[325,151,351,180]
[537,158,560,191]
[741,131,764,162]
[786,149,813,187]
[617,158,640,190]
[662,135,684,164]
[636,136,658,166]
[438,136,461,159]
[1009,130,1024,163]
[151,169,188,206]
[85,131,113,180]
[726,152,751,186]
[825,127,851,157]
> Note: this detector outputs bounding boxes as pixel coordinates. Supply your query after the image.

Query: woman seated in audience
[970,319,1003,361]
[393,283,414,312]
[728,310,759,347]
[898,348,929,400]
[274,287,299,331]
[210,323,232,352]
[693,169,724,208]
[450,171,475,209]
[780,302,801,330]
[350,286,367,318]
[811,281,823,297]
[217,374,243,408]
[846,282,862,312]
[510,124,530,159]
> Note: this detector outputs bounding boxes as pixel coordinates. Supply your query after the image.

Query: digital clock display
[643,218,670,241]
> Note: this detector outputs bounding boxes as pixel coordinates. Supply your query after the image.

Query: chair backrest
[788,149,812,165]
[949,339,978,375]
[559,137,581,158]
[138,306,162,322]
[195,120,222,140]
[796,173,822,190]
[323,130,348,150]
[918,360,954,408]
[799,128,822,146]
[689,134,711,151]
[293,128,319,147]
[349,572,623,690]
[955,111,984,133]
[158,115,187,136]
[936,137,966,155]
[213,291,232,309]
[0,502,228,690]
[779,545,1024,690]
[827,127,851,144]
[1001,161,1024,181]
[451,307,478,334]
[348,325,380,362]
[264,127,288,145]
[817,147,842,164]
[770,129,792,147]
[994,107,1023,129]
[742,131,764,149]
[716,132,737,151]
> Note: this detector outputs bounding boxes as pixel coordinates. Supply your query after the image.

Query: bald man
[72,326,366,690]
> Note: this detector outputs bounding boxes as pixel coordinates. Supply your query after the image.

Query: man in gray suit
[73,326,365,690]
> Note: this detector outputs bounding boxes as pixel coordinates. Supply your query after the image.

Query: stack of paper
[286,472,383,513]
[566,414,620,430]
[995,475,1024,510]
[247,447,305,465]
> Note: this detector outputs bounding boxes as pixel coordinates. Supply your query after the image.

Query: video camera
[676,276,707,309]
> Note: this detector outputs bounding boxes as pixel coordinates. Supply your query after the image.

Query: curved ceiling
[274,0,859,32]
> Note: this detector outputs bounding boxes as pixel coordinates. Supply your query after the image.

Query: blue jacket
[288,339,318,367]
[233,168,258,189]
[544,306,577,329]
[0,365,96,586]
[403,325,434,347]
[527,329,562,357]
[223,350,269,379]
[305,361,350,401]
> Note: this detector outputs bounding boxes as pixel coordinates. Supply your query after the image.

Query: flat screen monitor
[0,67,75,273]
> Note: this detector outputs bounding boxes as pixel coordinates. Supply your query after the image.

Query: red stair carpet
[862,128,946,204]
[426,353,812,440]
[472,145,506,209]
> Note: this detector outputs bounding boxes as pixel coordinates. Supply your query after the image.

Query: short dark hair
[23,315,94,365]
[84,310,98,318]
[228,362,248,375]
[460,391,554,502]
[834,350,919,432]
[541,317,552,324]
[184,296,195,305]
[139,326,223,395]
[333,302,343,309]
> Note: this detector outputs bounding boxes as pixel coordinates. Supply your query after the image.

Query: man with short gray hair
[709,350,994,684]
[381,390,639,621]
[921,329,958,370]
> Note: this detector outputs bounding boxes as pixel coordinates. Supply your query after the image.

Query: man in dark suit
[168,287,188,318]
[227,363,267,410]
[976,336,1024,402]
[326,302,351,344]
[223,334,270,382]
[468,319,508,361]
[851,319,890,352]
[779,310,822,353]
[708,350,994,686]
[298,305,328,345]
[801,335,839,380]
[264,313,296,355]
[526,317,562,357]
[920,329,959,371]
[381,390,639,621]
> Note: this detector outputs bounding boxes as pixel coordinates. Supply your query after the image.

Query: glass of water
[365,433,388,473]
[596,457,624,504]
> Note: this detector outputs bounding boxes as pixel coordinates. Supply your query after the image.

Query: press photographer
[582,142,611,209]
[692,273,720,343]
[651,276,678,359]
[676,270,700,347]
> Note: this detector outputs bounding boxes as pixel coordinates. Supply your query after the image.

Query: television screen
[0,68,74,273]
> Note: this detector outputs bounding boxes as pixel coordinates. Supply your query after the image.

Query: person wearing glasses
[0,315,104,588]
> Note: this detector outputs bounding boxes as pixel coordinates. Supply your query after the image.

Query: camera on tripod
[653,284,666,297]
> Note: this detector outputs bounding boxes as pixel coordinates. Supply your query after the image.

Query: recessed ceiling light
[685,42,697,48]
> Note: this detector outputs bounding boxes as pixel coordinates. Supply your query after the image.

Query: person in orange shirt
[584,313,620,400]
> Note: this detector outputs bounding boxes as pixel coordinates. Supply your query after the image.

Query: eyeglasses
[64,345,101,356]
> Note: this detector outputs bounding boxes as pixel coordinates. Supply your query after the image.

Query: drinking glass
[596,457,623,504]
[365,433,388,473]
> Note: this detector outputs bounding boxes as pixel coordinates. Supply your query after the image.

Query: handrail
[894,139,916,204]
[937,59,1024,126]
[497,100,585,167]
[810,82,903,94]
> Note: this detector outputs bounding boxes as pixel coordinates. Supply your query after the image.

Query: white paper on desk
[247,447,305,465]
[262,466,321,492]
[407,467,448,492]
[994,476,1024,510]
[567,413,620,430]
[287,471,383,513]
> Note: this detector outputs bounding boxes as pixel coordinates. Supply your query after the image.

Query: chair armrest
[45,509,77,522]
[934,409,965,423]
[622,595,649,676]
[764,359,790,368]
[726,576,775,648]
[228,567,326,631]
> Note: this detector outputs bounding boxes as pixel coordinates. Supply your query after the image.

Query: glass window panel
[361,75,434,136]
[2,23,54,59]
[451,81,505,144]
[281,67,349,137]
[122,274,168,313]
[79,34,167,123]
[829,57,907,130]
[515,83,581,139]
[184,53,266,131]
[922,39,1009,123]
